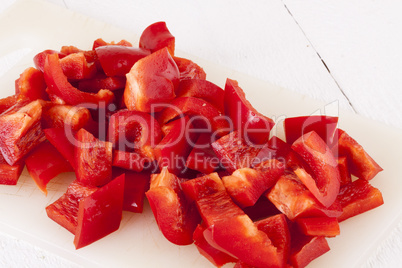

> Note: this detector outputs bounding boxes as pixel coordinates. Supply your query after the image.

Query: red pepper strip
[123,170,150,213]
[290,235,330,268]
[0,153,24,185]
[296,217,340,237]
[44,53,114,106]
[25,141,73,195]
[44,128,76,169]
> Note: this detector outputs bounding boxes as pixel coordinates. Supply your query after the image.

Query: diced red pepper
[173,56,206,80]
[25,142,73,195]
[41,104,91,132]
[112,150,153,172]
[0,95,19,115]
[108,109,162,159]
[78,74,126,93]
[334,129,383,181]
[186,133,220,174]
[146,167,200,245]
[292,131,340,207]
[211,130,261,173]
[193,224,237,267]
[290,234,330,268]
[59,52,97,80]
[95,45,150,77]
[296,217,340,237]
[124,47,179,112]
[15,67,47,101]
[139,21,175,55]
[175,79,225,112]
[123,170,150,213]
[224,78,275,145]
[74,174,125,249]
[267,174,343,221]
[337,179,384,222]
[0,153,24,185]
[46,179,98,234]
[222,159,284,207]
[44,128,76,168]
[74,128,113,187]
[44,53,114,106]
[92,38,133,50]
[255,214,291,266]
[337,156,351,186]
[0,100,45,165]
[154,117,198,175]
[157,96,229,136]
[33,49,66,72]
[284,116,338,145]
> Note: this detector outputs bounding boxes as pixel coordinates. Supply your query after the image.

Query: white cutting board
[0,0,401,267]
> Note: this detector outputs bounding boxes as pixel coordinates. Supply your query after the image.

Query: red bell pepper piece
[333,129,383,181]
[75,128,113,187]
[122,170,150,213]
[296,217,340,237]
[139,21,175,55]
[193,224,237,267]
[33,49,66,72]
[74,174,125,249]
[108,109,162,159]
[175,79,225,112]
[284,116,338,145]
[267,174,343,221]
[78,74,126,93]
[25,142,73,195]
[337,179,384,222]
[222,159,284,207]
[224,78,275,145]
[41,103,91,132]
[173,56,206,80]
[59,52,97,80]
[44,53,114,106]
[112,150,154,172]
[0,95,19,115]
[290,234,330,268]
[186,133,220,174]
[157,96,229,136]
[95,45,150,77]
[292,131,340,207]
[92,38,133,50]
[337,156,351,186]
[146,167,200,245]
[0,153,24,185]
[255,214,291,266]
[154,116,198,175]
[211,130,261,173]
[124,47,179,112]
[15,67,47,101]
[0,100,45,165]
[44,128,76,168]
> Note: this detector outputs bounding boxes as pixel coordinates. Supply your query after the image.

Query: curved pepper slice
[292,131,340,207]
[173,56,206,80]
[124,47,179,112]
[224,78,275,145]
[44,53,114,106]
[139,21,175,55]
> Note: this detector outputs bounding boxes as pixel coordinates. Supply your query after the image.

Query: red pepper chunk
[44,128,76,169]
[74,174,125,249]
[224,78,275,145]
[296,217,340,237]
[0,100,46,165]
[59,52,97,80]
[124,47,179,113]
[290,235,330,268]
[123,170,150,213]
[75,128,113,187]
[25,142,73,195]
[139,21,175,55]
[15,67,47,101]
[284,116,338,145]
[44,53,114,106]
[173,56,206,80]
[337,179,384,222]
[146,167,200,245]
[0,153,24,185]
[292,131,340,207]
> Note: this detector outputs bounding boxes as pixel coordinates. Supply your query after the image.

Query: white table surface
[0,0,401,267]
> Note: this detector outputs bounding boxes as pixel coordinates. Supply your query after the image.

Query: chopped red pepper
[139,21,175,55]
[122,170,150,213]
[296,217,340,237]
[15,67,47,101]
[44,128,76,168]
[173,56,206,80]
[0,153,24,185]
[290,234,330,268]
[186,133,220,174]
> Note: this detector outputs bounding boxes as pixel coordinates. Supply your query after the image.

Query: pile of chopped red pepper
[0,21,383,267]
